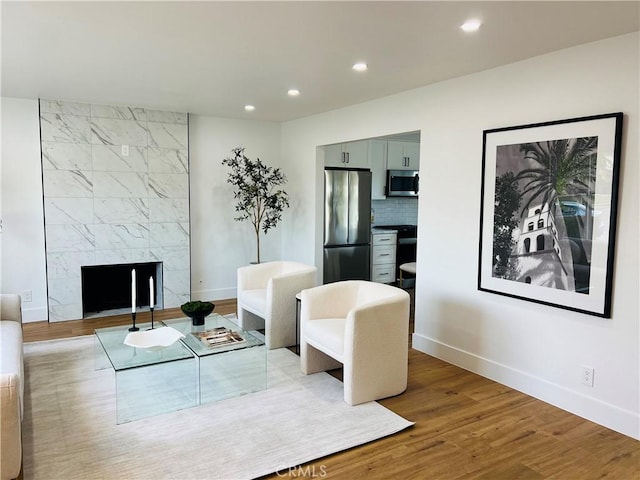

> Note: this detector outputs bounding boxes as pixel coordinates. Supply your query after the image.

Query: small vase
[191,315,205,326]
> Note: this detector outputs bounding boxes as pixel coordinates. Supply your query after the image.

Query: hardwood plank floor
[21,297,639,480]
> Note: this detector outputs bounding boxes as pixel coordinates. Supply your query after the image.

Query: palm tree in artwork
[514,137,598,292]
[514,137,598,218]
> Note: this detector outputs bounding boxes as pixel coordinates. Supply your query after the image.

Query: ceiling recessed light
[244,105,255,111]
[352,62,368,72]
[288,89,300,96]
[461,19,482,32]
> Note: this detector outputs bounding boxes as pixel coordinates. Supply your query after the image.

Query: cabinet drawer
[372,233,397,246]
[371,245,396,264]
[372,264,395,283]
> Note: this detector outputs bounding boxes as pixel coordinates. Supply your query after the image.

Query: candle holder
[148,307,155,330]
[129,312,139,332]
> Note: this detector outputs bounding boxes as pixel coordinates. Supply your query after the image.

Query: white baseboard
[411,332,639,440]
[21,305,49,323]
[192,287,236,303]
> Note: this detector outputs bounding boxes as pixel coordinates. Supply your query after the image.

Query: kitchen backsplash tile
[371,197,418,226]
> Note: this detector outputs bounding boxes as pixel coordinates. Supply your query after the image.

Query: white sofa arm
[0,294,22,323]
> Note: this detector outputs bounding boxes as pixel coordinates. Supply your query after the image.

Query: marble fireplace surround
[40,99,190,322]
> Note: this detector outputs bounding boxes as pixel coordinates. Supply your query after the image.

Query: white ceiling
[2,1,638,122]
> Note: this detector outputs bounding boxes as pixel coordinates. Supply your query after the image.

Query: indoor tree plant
[222,147,290,264]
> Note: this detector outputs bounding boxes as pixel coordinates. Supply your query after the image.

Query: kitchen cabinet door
[387,140,420,170]
[369,139,387,200]
[324,141,369,169]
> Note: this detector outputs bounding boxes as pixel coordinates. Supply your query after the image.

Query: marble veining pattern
[94,248,152,266]
[93,224,150,250]
[40,113,91,144]
[148,148,188,173]
[91,117,148,146]
[40,99,190,321]
[40,100,91,116]
[45,224,95,252]
[41,142,92,170]
[43,170,93,197]
[92,172,149,198]
[149,198,189,223]
[45,199,94,225]
[46,251,96,279]
[149,223,189,247]
[91,104,147,121]
[94,198,148,224]
[147,122,188,149]
[148,173,188,199]
[92,144,147,172]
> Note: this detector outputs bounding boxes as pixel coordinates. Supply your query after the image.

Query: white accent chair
[300,280,410,406]
[1,294,23,480]
[237,261,318,350]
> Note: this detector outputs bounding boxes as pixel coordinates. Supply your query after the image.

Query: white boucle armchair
[300,280,410,406]
[237,261,318,350]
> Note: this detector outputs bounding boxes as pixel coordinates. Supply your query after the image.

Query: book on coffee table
[194,327,246,348]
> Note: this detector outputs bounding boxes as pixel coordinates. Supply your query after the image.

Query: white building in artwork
[512,202,575,291]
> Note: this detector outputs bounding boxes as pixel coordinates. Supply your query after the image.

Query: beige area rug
[22,335,414,479]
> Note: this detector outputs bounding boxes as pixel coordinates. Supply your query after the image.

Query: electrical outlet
[22,290,32,303]
[581,365,595,387]
[121,144,130,157]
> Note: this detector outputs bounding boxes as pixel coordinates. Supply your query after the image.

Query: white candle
[131,269,136,313]
[149,276,154,308]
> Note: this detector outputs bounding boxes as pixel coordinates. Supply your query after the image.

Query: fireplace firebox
[81,262,163,318]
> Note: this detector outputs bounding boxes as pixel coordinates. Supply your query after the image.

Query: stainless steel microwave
[386,170,419,197]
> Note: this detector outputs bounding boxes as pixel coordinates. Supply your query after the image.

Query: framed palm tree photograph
[478,112,623,318]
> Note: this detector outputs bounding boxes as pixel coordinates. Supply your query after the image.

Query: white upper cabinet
[387,140,420,170]
[368,139,387,200]
[324,140,369,169]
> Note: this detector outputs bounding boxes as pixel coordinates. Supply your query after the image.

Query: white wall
[188,115,282,301]
[0,98,48,321]
[280,32,639,439]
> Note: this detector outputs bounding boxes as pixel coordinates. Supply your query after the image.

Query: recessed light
[461,19,482,32]
[288,89,300,97]
[352,62,368,72]
[244,105,255,112]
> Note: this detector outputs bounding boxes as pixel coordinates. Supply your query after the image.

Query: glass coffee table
[163,314,266,405]
[95,314,266,423]
[94,321,198,424]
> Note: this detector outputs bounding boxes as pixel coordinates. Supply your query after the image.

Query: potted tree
[222,147,290,264]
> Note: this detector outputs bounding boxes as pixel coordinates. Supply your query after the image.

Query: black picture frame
[478,112,623,318]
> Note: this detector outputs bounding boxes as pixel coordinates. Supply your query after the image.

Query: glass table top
[94,321,195,371]
[163,314,265,357]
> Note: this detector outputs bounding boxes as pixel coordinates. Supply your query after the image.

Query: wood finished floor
[22,297,639,480]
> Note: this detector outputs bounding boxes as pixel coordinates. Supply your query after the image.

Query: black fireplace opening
[82,262,163,318]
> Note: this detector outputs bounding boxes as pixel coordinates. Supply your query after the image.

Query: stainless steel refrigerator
[323,168,372,283]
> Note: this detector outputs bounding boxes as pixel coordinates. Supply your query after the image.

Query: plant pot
[180,301,215,326]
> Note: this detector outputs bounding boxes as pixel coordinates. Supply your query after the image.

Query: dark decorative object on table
[180,301,215,326]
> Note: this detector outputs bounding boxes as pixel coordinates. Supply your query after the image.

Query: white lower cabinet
[371,231,397,283]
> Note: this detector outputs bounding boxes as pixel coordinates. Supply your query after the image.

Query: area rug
[22,335,414,479]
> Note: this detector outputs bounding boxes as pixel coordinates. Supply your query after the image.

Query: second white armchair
[300,280,410,406]
[237,261,317,349]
